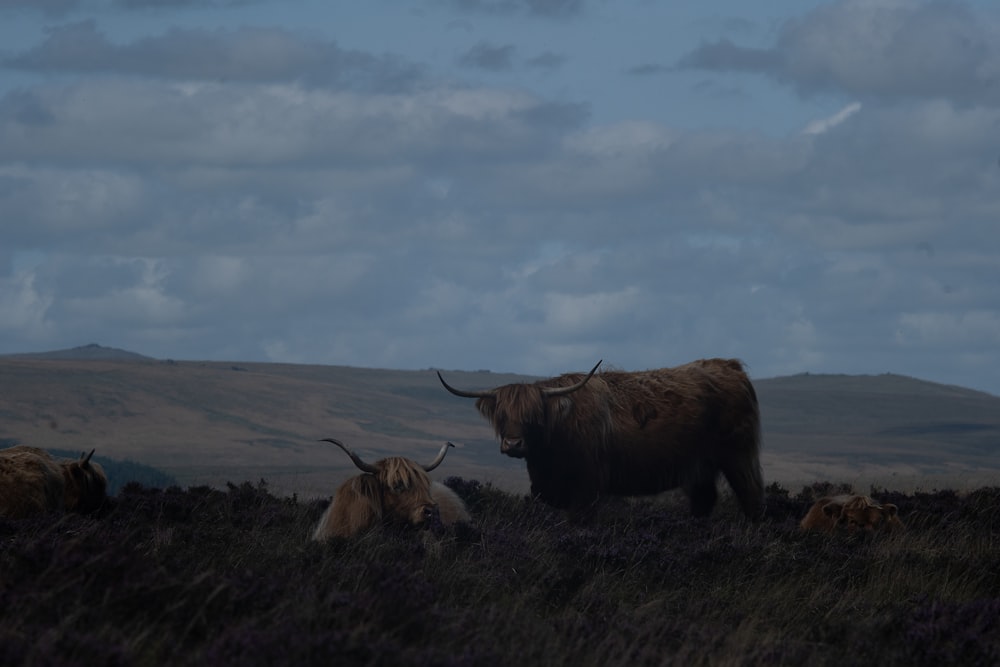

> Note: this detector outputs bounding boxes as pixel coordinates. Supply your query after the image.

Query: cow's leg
[721,456,765,520]
[686,477,718,517]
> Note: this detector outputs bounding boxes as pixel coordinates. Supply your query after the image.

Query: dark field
[2,480,999,666]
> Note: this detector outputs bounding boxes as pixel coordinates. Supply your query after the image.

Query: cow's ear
[475,396,497,421]
[823,503,843,518]
[883,503,898,517]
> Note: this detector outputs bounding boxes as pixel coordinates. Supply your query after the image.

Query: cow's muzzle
[418,504,442,529]
[500,438,527,458]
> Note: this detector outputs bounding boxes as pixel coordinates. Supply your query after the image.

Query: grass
[2,479,998,666]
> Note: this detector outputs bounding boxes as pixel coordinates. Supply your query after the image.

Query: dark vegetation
[2,479,999,666]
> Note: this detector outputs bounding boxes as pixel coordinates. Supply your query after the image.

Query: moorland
[2,478,998,666]
[2,345,999,665]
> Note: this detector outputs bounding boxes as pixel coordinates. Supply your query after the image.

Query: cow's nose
[500,438,521,454]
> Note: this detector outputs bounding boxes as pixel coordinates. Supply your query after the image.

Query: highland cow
[311,438,471,540]
[438,358,764,518]
[0,445,108,519]
[800,494,904,533]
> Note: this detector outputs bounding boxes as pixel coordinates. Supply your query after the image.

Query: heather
[1,480,998,667]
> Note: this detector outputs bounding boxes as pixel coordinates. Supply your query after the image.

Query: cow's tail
[723,365,766,520]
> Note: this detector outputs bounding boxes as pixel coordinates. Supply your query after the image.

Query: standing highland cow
[312,438,470,540]
[438,358,764,518]
[0,445,107,519]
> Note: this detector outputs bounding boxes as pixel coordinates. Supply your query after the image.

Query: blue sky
[1,0,999,396]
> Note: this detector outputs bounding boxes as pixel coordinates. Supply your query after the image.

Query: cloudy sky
[1,0,998,395]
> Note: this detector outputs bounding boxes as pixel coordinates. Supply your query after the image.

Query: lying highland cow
[800,494,904,534]
[0,445,107,519]
[312,438,471,540]
[438,358,764,518]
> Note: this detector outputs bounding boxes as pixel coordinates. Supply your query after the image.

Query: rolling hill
[2,348,998,497]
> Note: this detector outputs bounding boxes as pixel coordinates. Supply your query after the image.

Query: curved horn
[437,371,496,399]
[423,442,455,472]
[319,438,378,474]
[81,449,95,465]
[540,360,603,397]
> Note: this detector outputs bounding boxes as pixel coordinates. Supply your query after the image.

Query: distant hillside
[754,372,1000,486]
[1,343,153,362]
[1,357,998,496]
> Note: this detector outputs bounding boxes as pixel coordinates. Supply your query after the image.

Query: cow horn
[423,442,455,472]
[81,449,95,465]
[319,438,378,474]
[540,360,602,397]
[437,371,496,399]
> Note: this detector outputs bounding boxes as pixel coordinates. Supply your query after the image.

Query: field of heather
[2,480,999,666]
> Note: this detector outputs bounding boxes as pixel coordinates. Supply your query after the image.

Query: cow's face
[437,362,599,460]
[824,497,903,533]
[376,458,438,526]
[838,501,902,533]
[62,452,107,513]
[476,385,552,459]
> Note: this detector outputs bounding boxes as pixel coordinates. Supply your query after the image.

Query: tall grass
[2,479,998,666]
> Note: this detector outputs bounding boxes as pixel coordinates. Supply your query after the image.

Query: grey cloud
[112,0,255,6]
[0,0,259,12]
[690,79,748,100]
[0,0,80,14]
[4,21,425,91]
[676,39,781,72]
[677,0,1000,105]
[459,41,516,71]
[5,75,994,261]
[512,100,587,129]
[0,80,587,173]
[626,63,671,76]
[525,51,565,70]
[448,0,585,19]
[2,90,56,126]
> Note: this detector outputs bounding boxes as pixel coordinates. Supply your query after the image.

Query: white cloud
[678,0,1000,106]
[542,286,643,334]
[563,121,675,156]
[0,270,53,337]
[896,310,1000,345]
[802,101,861,135]
[62,258,187,327]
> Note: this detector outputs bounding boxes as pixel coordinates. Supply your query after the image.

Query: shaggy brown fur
[0,445,107,519]
[800,494,904,533]
[312,454,471,541]
[440,358,764,518]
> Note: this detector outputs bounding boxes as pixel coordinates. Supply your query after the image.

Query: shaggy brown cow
[311,438,471,540]
[0,445,108,519]
[800,494,904,534]
[438,358,764,518]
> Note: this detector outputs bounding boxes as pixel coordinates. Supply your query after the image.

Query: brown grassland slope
[2,352,999,497]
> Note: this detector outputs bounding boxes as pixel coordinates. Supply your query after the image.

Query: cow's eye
[392,482,406,493]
